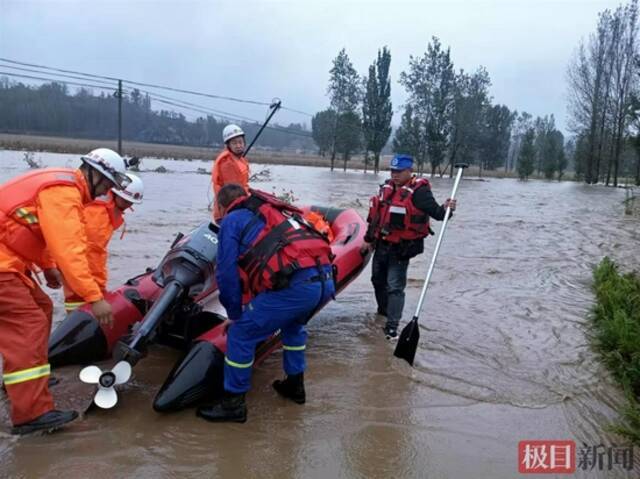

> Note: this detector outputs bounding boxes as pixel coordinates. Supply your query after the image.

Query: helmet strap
[88,165,97,199]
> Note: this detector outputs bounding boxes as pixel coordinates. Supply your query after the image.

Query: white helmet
[112,173,144,204]
[222,124,245,143]
[81,148,129,189]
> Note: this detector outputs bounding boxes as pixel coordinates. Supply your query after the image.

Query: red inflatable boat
[48,206,369,411]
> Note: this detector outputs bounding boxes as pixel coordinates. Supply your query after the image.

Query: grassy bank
[592,257,640,443]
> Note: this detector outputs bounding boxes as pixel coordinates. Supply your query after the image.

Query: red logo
[519,440,576,474]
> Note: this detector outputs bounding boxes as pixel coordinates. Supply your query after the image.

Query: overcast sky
[0,0,625,134]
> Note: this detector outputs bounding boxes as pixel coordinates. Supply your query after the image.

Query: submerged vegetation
[592,257,640,443]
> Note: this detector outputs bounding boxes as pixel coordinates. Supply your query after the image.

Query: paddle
[393,163,467,366]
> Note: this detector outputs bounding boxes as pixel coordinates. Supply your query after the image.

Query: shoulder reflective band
[224,357,254,368]
[282,344,306,351]
[15,208,39,224]
[3,363,50,385]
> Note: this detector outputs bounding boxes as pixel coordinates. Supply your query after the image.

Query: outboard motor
[113,221,219,366]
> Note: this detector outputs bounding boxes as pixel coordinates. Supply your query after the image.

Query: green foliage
[328,48,361,114]
[592,257,640,443]
[400,36,455,173]
[362,47,393,173]
[517,129,536,180]
[450,67,491,167]
[479,104,514,170]
[541,130,565,180]
[335,111,362,169]
[393,104,426,169]
[311,109,337,156]
[0,79,314,151]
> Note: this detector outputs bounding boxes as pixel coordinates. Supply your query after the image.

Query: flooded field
[1,149,639,478]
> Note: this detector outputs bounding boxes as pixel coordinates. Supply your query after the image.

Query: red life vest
[226,189,334,302]
[0,168,82,263]
[367,176,432,243]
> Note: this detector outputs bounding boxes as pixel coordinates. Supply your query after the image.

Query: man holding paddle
[361,154,457,340]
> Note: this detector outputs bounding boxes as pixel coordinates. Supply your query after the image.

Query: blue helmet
[389,154,414,171]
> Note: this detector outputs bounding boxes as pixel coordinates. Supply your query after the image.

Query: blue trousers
[224,267,335,394]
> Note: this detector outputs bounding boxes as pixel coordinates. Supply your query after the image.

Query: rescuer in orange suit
[211,124,250,221]
[63,173,144,313]
[0,148,129,435]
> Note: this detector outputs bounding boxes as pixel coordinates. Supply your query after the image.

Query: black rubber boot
[11,409,78,435]
[272,373,306,404]
[196,392,247,423]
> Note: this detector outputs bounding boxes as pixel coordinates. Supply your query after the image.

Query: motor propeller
[78,222,221,409]
[79,361,132,409]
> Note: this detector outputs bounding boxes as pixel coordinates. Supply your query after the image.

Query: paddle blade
[94,386,118,409]
[79,365,102,384]
[394,317,420,366]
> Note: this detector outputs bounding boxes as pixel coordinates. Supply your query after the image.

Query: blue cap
[390,154,414,171]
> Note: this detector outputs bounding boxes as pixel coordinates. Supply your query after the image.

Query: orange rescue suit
[211,149,249,220]
[63,194,124,311]
[0,168,100,426]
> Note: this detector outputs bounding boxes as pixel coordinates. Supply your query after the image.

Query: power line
[0,63,116,88]
[0,71,117,92]
[0,57,271,107]
[0,70,312,139]
[139,91,312,138]
[0,57,317,116]
[282,106,313,117]
[129,87,262,124]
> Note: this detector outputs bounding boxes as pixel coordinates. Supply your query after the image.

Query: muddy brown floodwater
[1,150,639,478]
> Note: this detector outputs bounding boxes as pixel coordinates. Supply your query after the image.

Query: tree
[311,109,337,156]
[518,129,536,180]
[567,0,639,185]
[393,104,427,173]
[507,111,533,172]
[334,111,362,171]
[479,104,514,171]
[362,47,393,173]
[0,78,316,151]
[541,130,565,179]
[557,141,569,180]
[327,49,361,170]
[400,37,455,175]
[448,67,491,174]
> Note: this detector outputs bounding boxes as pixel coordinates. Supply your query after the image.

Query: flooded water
[1,149,639,478]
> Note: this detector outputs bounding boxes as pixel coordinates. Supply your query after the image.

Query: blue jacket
[216,208,263,321]
[216,207,334,321]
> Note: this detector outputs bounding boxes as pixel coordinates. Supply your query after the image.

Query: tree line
[567,0,640,186]
[311,40,566,180]
[0,77,315,152]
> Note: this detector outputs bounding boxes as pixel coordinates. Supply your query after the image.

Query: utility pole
[117,80,123,155]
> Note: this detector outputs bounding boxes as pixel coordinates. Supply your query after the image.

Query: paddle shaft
[411,166,465,321]
[243,100,282,157]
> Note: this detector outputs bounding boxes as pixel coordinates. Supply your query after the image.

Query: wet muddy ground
[1,150,639,478]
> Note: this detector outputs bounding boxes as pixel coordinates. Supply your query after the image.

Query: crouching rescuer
[197,184,335,423]
[0,148,129,434]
